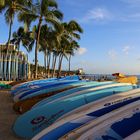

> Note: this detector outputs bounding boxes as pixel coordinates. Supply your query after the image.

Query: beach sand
[0,89,25,140]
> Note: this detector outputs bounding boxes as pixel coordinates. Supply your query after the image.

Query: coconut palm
[39,24,60,77]
[18,12,36,32]
[57,20,83,77]
[0,0,32,80]
[38,25,49,75]
[11,26,34,52]
[66,40,80,75]
[51,49,59,77]
[19,0,63,78]
[0,0,31,47]
[10,26,34,80]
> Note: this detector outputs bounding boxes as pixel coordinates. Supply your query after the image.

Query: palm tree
[18,11,36,32]
[10,26,34,80]
[0,0,32,80]
[0,0,30,46]
[57,20,83,77]
[66,40,80,75]
[39,25,49,75]
[0,0,16,46]
[19,0,63,78]
[11,26,34,52]
[51,49,59,77]
[39,24,61,78]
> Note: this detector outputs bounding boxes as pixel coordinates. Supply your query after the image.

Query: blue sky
[1,0,140,74]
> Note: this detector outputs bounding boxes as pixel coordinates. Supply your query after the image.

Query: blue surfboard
[38,92,140,140]
[13,80,84,102]
[78,101,140,140]
[13,85,134,138]
[12,79,82,97]
[12,75,80,93]
[32,81,114,109]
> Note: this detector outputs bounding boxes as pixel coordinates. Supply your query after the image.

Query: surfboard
[13,80,84,102]
[11,75,80,91]
[32,81,115,109]
[33,89,140,140]
[11,76,80,96]
[13,85,81,114]
[17,82,115,113]
[13,84,134,138]
[123,130,140,140]
[32,83,132,109]
[12,79,84,97]
[11,78,58,95]
[76,100,140,140]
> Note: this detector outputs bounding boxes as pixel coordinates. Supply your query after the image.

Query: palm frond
[4,7,15,24]
[68,20,83,33]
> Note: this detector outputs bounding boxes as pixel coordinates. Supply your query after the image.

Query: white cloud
[122,46,132,54]
[77,6,140,24]
[77,47,87,55]
[80,8,112,23]
[108,49,117,60]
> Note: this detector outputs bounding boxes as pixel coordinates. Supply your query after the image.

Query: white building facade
[0,44,29,81]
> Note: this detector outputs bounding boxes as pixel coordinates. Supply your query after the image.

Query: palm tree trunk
[6,19,13,81]
[47,53,51,78]
[35,17,42,79]
[44,50,47,75]
[46,52,49,67]
[7,19,13,47]
[57,54,63,78]
[52,55,57,77]
[68,55,71,75]
[51,53,55,76]
[51,53,55,69]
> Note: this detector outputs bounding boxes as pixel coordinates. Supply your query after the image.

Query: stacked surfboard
[11,76,140,139]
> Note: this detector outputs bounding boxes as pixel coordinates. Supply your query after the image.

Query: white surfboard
[32,88,140,140]
[124,130,140,140]
[68,100,140,140]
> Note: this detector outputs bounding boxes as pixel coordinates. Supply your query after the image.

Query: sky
[1,0,140,74]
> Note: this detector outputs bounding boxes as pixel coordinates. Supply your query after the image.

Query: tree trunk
[51,53,55,77]
[7,19,13,47]
[6,19,13,81]
[68,55,71,75]
[47,53,51,78]
[35,17,42,79]
[52,55,57,77]
[44,50,47,76]
[51,53,55,70]
[57,54,63,78]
